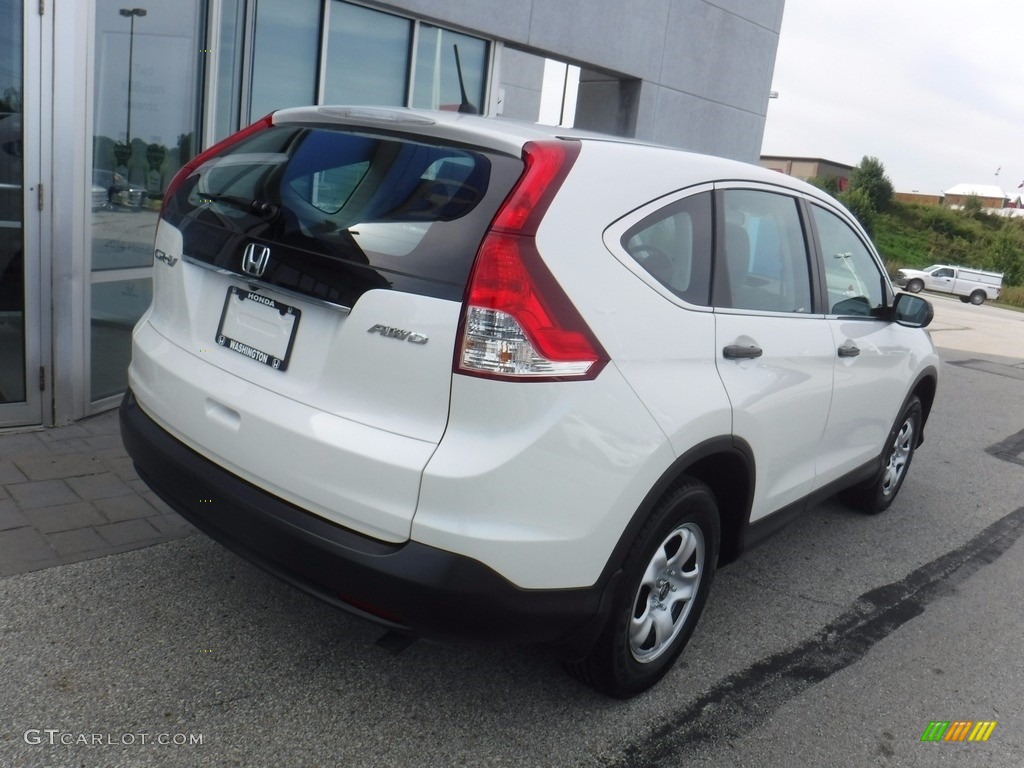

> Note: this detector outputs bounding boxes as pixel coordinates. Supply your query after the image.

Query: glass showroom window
[411,24,488,113]
[211,0,246,144]
[247,1,490,121]
[249,0,320,120]
[323,2,412,106]
[89,0,205,403]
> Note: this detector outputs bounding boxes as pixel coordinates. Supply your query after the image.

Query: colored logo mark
[921,721,996,742]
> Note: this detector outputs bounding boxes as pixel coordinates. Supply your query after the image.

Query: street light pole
[119,8,147,153]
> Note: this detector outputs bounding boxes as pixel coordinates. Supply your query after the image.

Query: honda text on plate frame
[120,106,938,698]
[215,286,300,371]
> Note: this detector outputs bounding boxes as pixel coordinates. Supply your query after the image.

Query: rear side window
[162,125,522,305]
[621,192,713,306]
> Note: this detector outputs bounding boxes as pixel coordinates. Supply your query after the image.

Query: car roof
[272,105,627,154]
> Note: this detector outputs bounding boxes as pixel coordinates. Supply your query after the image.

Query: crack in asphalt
[610,504,1024,768]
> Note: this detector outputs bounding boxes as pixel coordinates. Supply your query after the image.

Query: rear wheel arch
[606,438,754,579]
[566,440,753,687]
[567,478,720,696]
[684,449,753,565]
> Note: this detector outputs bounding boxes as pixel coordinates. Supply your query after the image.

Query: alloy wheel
[629,522,705,663]
[881,417,914,497]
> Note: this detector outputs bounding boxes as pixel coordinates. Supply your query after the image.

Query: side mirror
[892,292,933,328]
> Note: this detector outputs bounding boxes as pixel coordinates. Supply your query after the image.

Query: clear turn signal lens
[461,307,596,377]
[455,140,607,382]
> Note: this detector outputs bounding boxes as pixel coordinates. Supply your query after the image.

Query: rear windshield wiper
[197,193,279,219]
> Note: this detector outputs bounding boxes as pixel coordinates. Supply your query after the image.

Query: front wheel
[907,279,924,293]
[843,395,922,514]
[566,479,719,698]
[969,290,986,305]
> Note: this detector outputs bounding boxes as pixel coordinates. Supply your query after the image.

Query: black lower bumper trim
[119,389,612,652]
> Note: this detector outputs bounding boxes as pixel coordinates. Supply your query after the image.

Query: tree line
[810,157,1024,304]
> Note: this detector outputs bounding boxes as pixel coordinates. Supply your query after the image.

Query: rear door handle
[723,344,763,360]
[838,343,861,358]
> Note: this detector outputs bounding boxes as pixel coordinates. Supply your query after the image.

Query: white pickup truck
[896,264,1003,305]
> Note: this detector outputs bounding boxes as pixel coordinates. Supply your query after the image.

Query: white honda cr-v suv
[121,107,939,698]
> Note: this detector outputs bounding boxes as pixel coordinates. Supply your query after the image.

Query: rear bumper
[120,389,614,653]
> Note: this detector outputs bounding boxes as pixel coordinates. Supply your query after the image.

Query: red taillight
[491,140,578,235]
[159,112,275,217]
[457,140,608,382]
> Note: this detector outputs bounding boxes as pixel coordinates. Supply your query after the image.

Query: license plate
[216,286,300,371]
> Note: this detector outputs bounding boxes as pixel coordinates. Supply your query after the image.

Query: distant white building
[942,184,1024,217]
[943,184,1009,210]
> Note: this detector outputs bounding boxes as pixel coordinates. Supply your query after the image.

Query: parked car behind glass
[92,169,147,210]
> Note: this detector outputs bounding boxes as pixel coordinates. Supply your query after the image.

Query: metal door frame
[0,0,49,428]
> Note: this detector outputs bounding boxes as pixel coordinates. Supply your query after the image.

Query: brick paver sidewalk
[0,409,193,576]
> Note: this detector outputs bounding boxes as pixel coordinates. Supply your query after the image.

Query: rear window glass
[621,191,713,306]
[163,125,521,304]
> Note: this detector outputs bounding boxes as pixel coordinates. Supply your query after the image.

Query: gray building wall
[377,0,785,162]
[495,48,547,122]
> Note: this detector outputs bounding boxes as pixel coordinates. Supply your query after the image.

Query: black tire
[907,279,924,293]
[959,296,970,303]
[969,290,986,305]
[843,395,922,514]
[565,479,719,698]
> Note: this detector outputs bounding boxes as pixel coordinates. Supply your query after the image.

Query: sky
[761,0,1024,196]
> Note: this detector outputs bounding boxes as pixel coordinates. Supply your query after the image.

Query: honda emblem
[241,243,270,278]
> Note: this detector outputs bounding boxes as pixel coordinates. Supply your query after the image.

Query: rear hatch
[136,115,522,539]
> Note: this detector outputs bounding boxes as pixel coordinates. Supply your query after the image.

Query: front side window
[811,205,885,316]
[716,190,812,313]
[621,191,713,305]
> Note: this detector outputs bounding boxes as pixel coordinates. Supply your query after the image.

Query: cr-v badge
[241,243,270,278]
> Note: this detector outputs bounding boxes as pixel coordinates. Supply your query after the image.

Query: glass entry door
[89,0,205,406]
[0,0,43,426]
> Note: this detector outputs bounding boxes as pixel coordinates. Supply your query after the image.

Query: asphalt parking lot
[925,291,1024,358]
[2,294,1023,767]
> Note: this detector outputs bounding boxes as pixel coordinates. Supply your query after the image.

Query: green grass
[997,285,1024,311]
[873,202,1024,308]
